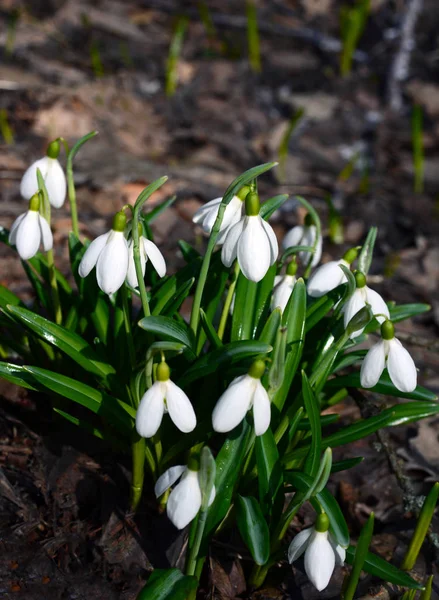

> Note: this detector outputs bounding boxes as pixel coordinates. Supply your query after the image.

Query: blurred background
[0,1,439,598]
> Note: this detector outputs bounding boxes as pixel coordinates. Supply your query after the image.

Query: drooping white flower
[154,462,215,529]
[271,259,298,312]
[360,320,417,392]
[20,141,66,209]
[8,194,53,260]
[288,514,345,592]
[343,272,389,338]
[221,192,278,282]
[212,359,270,436]
[193,191,246,244]
[307,248,358,298]
[126,235,166,288]
[282,218,322,267]
[78,211,129,295]
[136,361,196,438]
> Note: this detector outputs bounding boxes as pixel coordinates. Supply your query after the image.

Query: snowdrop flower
[221,192,278,282]
[307,247,358,298]
[154,457,215,529]
[136,361,196,438]
[78,211,129,295]
[193,185,250,244]
[212,359,271,436]
[8,193,53,260]
[282,214,322,267]
[288,513,345,592]
[20,140,66,209]
[343,272,389,338]
[271,259,297,312]
[126,230,166,288]
[361,319,417,392]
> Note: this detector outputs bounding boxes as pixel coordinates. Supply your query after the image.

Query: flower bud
[46,139,60,159]
[244,191,260,216]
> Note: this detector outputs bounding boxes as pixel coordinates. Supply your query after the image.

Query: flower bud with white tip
[288,513,345,592]
[343,271,389,338]
[212,359,271,436]
[221,191,278,282]
[126,224,166,288]
[8,193,53,260]
[136,361,196,438]
[282,214,322,267]
[154,451,215,530]
[360,319,417,392]
[271,259,297,312]
[78,211,129,295]
[20,140,66,209]
[307,247,358,298]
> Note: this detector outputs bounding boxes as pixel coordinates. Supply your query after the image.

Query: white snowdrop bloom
[126,235,166,288]
[78,211,129,295]
[360,320,417,392]
[282,218,322,267]
[221,192,278,283]
[212,360,270,436]
[154,461,215,530]
[271,260,297,312]
[136,362,196,438]
[343,272,389,338]
[20,142,66,209]
[307,248,358,298]
[8,194,53,260]
[288,514,345,592]
[193,189,248,245]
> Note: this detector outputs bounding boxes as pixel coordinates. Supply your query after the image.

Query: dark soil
[0,1,439,598]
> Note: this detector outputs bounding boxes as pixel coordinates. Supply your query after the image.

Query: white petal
[45,158,66,208]
[135,382,165,438]
[212,375,255,433]
[164,380,197,433]
[143,238,166,278]
[20,157,48,200]
[300,226,322,267]
[343,289,366,336]
[38,215,53,251]
[203,195,242,234]
[386,338,417,393]
[365,287,389,323]
[192,197,222,225]
[126,240,146,288]
[288,527,314,563]
[208,485,216,506]
[360,340,386,388]
[221,218,245,267]
[78,231,111,278]
[304,531,335,591]
[167,470,202,529]
[329,535,346,566]
[8,213,27,245]
[260,219,279,265]
[96,231,129,294]
[282,225,305,251]
[154,465,186,498]
[252,380,271,436]
[15,211,41,260]
[237,216,271,282]
[307,260,347,298]
[271,275,295,312]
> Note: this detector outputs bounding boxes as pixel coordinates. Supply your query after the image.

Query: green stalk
[295,196,322,279]
[131,433,146,511]
[217,262,240,340]
[66,131,98,238]
[131,214,150,318]
[246,0,261,72]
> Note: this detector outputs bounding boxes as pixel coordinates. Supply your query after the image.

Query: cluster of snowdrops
[3,137,432,598]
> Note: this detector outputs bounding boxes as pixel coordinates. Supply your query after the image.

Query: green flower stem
[121,285,136,366]
[36,170,62,325]
[217,262,240,340]
[295,196,322,279]
[130,433,147,511]
[66,131,98,239]
[131,213,150,318]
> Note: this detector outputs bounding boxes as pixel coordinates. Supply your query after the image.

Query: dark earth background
[1,0,439,598]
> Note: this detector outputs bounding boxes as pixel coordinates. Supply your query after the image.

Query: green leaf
[358,226,377,275]
[137,569,198,600]
[343,513,374,600]
[160,278,195,317]
[178,340,272,387]
[231,273,258,341]
[305,295,336,333]
[144,195,177,224]
[199,309,223,349]
[138,315,196,356]
[255,429,283,516]
[259,194,289,220]
[325,371,437,402]
[258,307,281,346]
[0,285,23,309]
[252,265,277,338]
[302,371,322,477]
[0,361,38,390]
[345,547,424,590]
[6,305,117,385]
[331,456,363,473]
[236,495,270,565]
[54,408,105,440]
